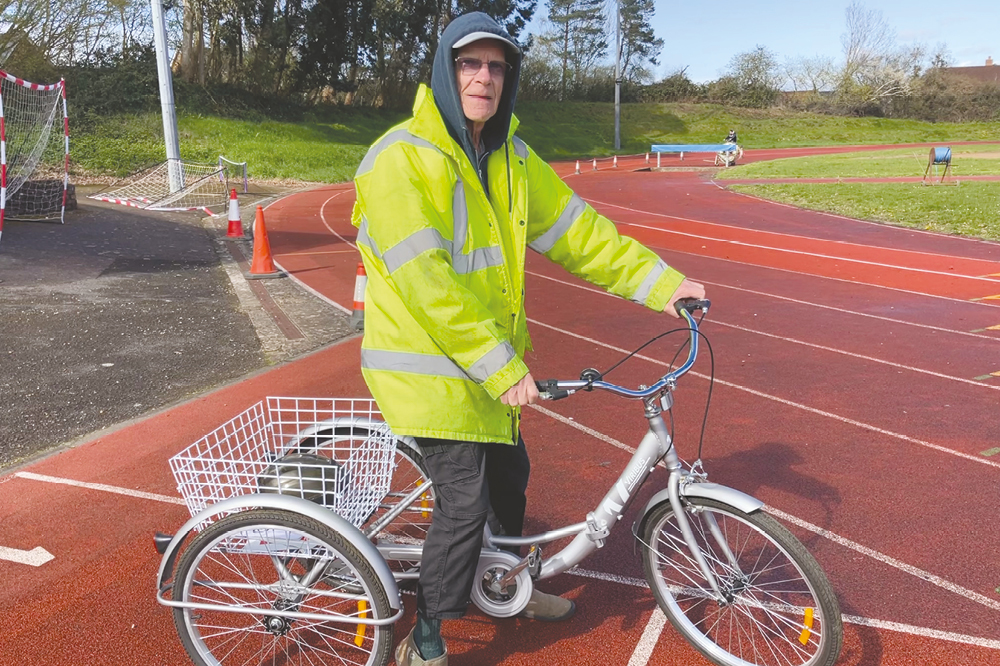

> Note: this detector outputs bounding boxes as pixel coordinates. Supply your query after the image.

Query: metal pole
[150,0,183,192]
[614,0,621,151]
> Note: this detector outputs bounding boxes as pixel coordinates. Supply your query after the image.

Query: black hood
[431,12,522,172]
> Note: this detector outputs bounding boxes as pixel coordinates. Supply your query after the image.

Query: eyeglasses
[455,57,510,78]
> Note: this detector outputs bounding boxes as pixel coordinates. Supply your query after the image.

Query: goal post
[0,69,70,243]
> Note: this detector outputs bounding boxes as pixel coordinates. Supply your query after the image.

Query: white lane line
[13,465,1000,649]
[621,220,1000,284]
[710,319,1000,391]
[766,505,1000,612]
[527,270,1000,390]
[0,545,54,567]
[697,279,1000,342]
[527,317,1000,471]
[527,269,999,342]
[627,608,667,666]
[14,472,186,505]
[536,394,1000,613]
[319,191,357,250]
[585,195,1000,263]
[567,567,1000,651]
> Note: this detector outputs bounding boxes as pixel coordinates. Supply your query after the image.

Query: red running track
[3,144,1000,666]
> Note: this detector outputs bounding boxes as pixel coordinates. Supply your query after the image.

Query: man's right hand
[664,279,706,318]
[501,371,539,406]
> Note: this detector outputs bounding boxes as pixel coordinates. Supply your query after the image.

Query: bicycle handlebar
[535,298,709,401]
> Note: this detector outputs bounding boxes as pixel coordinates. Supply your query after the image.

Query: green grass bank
[71,102,1000,242]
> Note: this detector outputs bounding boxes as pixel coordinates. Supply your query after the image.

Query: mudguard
[156,493,400,611]
[633,482,764,536]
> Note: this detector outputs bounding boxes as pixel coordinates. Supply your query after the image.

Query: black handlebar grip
[535,379,570,400]
[673,298,711,317]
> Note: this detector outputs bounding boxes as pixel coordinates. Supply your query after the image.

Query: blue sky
[525,1,998,83]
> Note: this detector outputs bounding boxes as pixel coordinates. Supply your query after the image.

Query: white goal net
[0,69,70,242]
[89,158,235,214]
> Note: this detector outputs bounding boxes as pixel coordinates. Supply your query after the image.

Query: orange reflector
[418,479,429,518]
[355,600,368,647]
[798,607,814,645]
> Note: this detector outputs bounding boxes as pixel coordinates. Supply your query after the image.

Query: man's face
[454,41,508,126]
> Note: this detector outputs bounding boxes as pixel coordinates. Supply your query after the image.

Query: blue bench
[649,143,743,166]
[651,144,739,153]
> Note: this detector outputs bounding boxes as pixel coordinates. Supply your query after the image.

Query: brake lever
[535,379,572,401]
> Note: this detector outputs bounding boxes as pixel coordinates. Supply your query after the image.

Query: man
[352,12,705,666]
[725,128,738,144]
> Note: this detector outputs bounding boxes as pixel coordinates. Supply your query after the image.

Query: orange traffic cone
[350,262,366,330]
[226,189,243,237]
[245,206,285,279]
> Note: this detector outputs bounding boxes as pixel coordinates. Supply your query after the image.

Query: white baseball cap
[453,31,520,54]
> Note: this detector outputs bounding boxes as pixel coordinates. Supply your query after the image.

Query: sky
[525,0,999,83]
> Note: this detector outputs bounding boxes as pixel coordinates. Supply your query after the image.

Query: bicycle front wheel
[640,498,842,666]
[172,509,394,666]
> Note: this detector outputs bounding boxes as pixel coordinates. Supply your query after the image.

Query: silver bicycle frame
[373,307,764,602]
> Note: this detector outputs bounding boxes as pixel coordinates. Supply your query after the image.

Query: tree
[617,0,662,84]
[725,45,782,107]
[836,1,926,114]
[544,0,607,99]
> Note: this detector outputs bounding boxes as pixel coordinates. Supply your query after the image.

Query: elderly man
[352,12,705,666]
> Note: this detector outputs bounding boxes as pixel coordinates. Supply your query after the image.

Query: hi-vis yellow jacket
[352,85,685,445]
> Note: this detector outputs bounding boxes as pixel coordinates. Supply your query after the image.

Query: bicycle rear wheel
[172,509,394,666]
[640,498,842,666]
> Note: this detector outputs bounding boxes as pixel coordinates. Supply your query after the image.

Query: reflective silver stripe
[467,341,516,383]
[382,227,450,273]
[511,136,529,160]
[453,246,503,274]
[450,177,501,275]
[356,216,382,259]
[631,260,668,306]
[356,129,442,178]
[452,179,468,252]
[529,193,587,254]
[361,349,471,380]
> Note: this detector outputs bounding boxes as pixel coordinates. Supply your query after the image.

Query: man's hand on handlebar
[501,371,539,406]
[664,279,706,318]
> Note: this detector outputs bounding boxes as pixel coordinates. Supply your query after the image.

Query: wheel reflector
[799,607,814,645]
[355,600,368,646]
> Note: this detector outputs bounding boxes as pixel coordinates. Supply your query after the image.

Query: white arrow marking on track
[0,545,54,567]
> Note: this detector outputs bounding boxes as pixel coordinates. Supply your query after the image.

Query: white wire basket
[169,397,396,529]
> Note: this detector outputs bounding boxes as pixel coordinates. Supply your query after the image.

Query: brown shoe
[518,589,576,622]
[395,627,448,666]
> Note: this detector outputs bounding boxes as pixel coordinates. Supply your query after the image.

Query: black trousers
[412,435,530,619]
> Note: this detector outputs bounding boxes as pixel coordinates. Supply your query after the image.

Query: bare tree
[785,55,836,93]
[837,1,926,113]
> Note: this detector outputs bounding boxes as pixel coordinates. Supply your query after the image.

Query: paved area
[0,188,354,470]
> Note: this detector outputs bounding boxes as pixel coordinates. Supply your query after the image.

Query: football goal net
[0,69,70,242]
[89,157,247,215]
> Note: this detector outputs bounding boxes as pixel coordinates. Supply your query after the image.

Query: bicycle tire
[640,498,843,666]
[173,509,394,666]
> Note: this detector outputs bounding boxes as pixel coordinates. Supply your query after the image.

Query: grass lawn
[717,144,1000,179]
[70,102,1000,183]
[730,182,1000,239]
[721,144,1000,241]
[67,101,1000,242]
